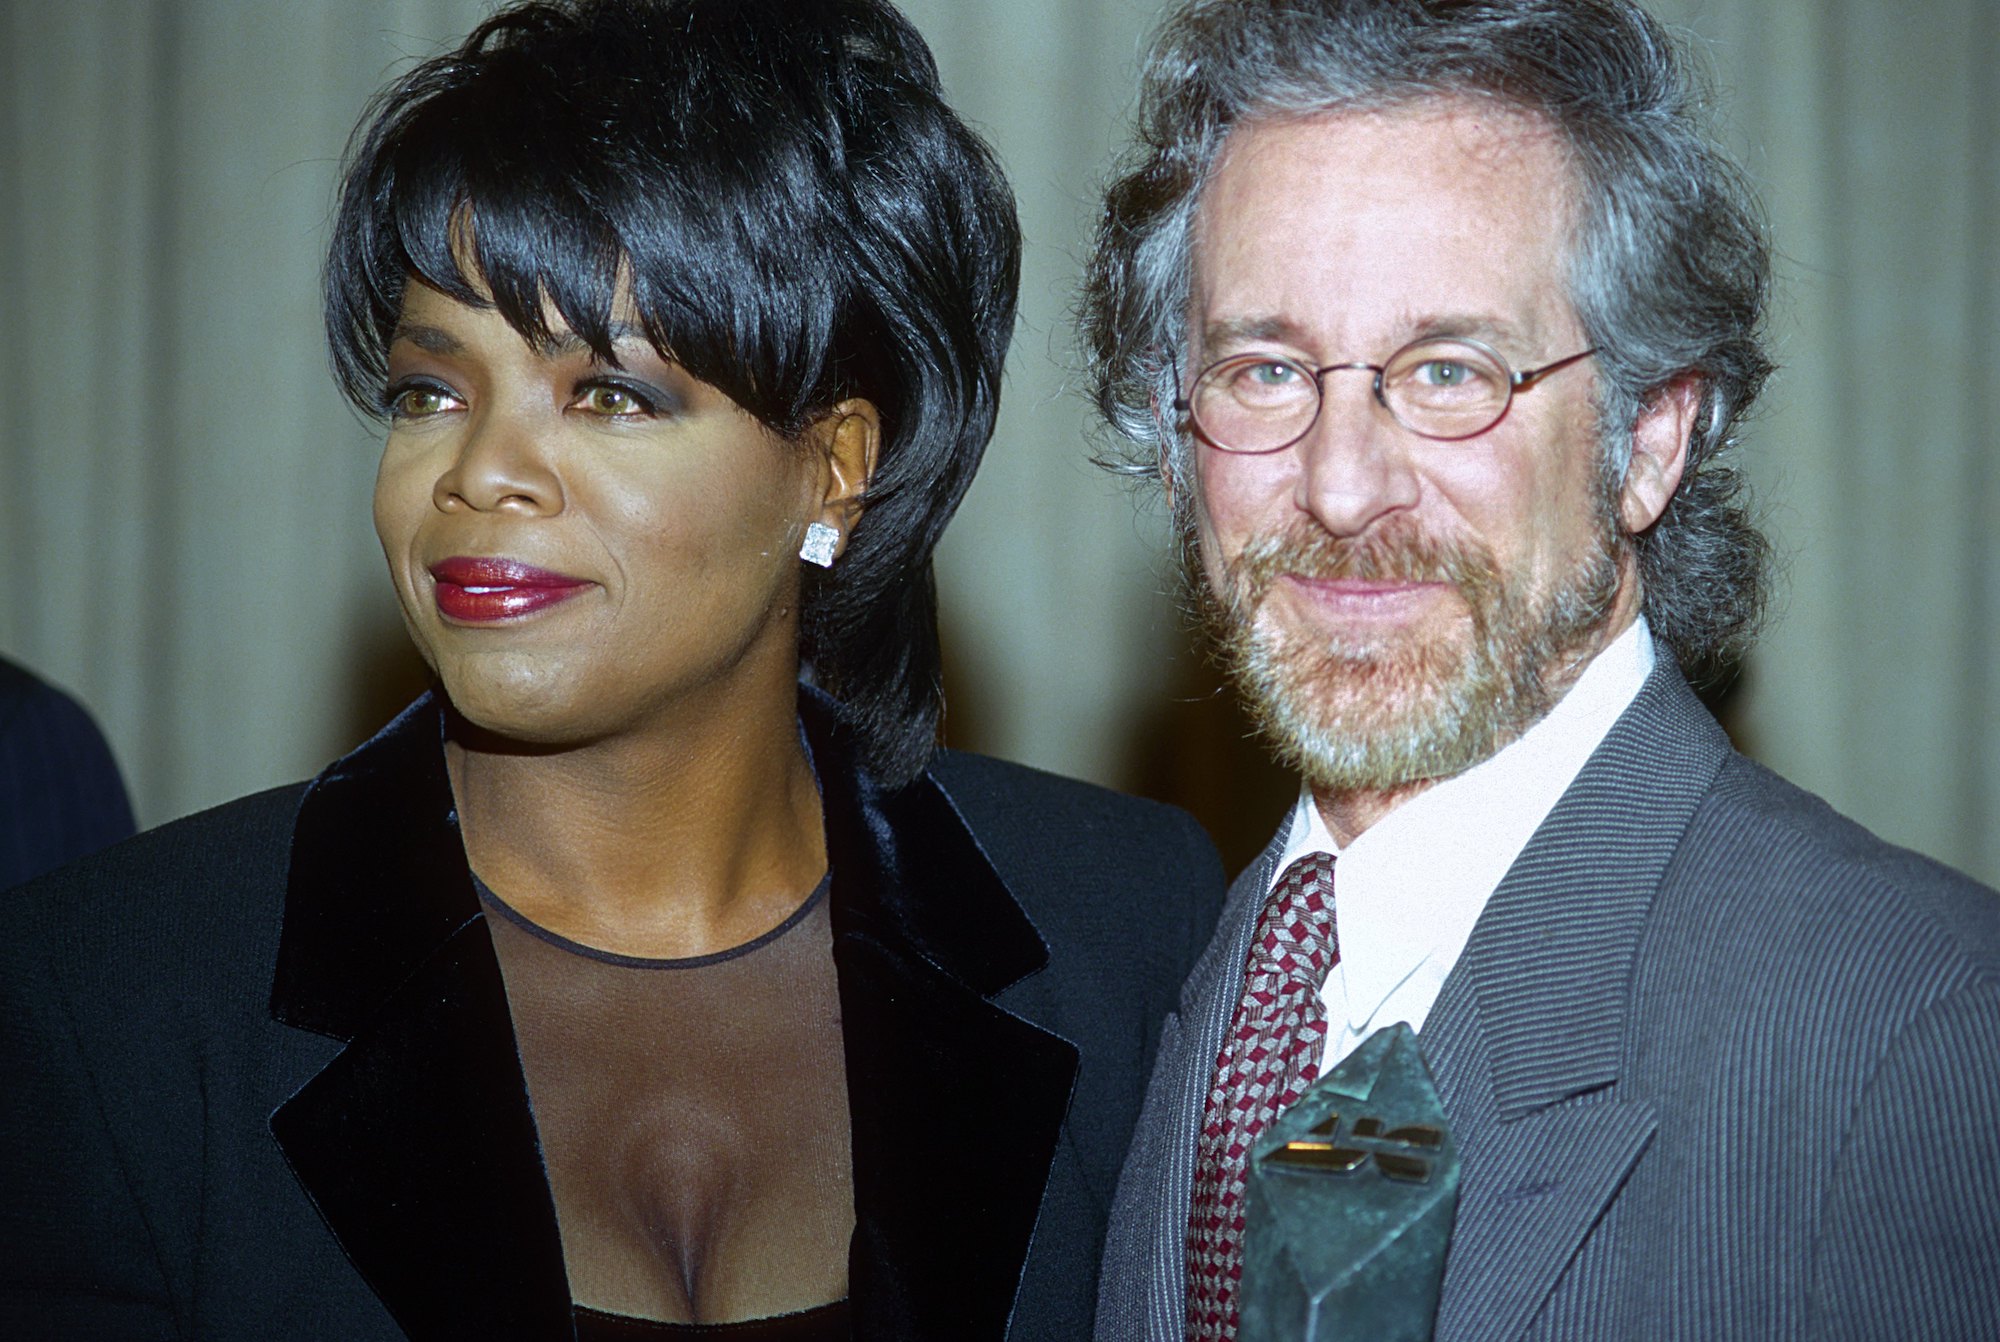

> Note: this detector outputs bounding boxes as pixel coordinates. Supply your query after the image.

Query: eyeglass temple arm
[1511,347,1598,390]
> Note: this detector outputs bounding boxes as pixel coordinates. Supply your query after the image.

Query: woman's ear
[805,399,881,563]
[1621,375,1699,534]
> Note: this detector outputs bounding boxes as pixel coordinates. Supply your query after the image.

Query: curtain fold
[1651,0,1999,882]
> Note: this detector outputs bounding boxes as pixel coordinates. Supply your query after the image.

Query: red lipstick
[429,556,592,623]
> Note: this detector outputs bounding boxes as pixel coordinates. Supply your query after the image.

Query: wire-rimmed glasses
[1175,336,1597,452]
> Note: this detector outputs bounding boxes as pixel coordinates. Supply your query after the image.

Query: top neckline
[473,871,831,970]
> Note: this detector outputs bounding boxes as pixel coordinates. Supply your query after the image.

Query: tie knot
[1248,850,1337,986]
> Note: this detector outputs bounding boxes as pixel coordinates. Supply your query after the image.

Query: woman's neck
[443,670,827,960]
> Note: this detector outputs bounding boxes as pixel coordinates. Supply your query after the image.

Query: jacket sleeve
[0,903,181,1338]
[1809,983,2000,1338]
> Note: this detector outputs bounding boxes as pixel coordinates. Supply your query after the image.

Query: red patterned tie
[1186,850,1339,1341]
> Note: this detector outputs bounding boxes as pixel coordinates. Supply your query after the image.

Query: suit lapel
[268,696,572,1342]
[811,692,1080,1340]
[1159,841,1284,1281]
[1097,831,1285,1340]
[1425,662,1731,1342]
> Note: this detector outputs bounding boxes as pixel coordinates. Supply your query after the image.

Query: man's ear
[1620,376,1699,533]
[809,399,881,558]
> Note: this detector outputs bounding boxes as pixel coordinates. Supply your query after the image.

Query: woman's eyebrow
[389,322,463,355]
[389,319,659,361]
[536,323,654,361]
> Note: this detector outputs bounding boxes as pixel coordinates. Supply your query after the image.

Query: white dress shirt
[1271,619,1656,1072]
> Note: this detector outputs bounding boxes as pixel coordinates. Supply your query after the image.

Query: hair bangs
[612,156,846,438]
[330,15,847,436]
[338,86,635,397]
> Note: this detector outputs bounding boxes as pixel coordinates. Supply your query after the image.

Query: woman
[0,2,1224,1338]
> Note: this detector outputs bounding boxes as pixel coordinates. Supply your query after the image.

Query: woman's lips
[429,556,593,623]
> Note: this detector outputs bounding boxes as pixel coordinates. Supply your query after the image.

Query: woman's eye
[384,382,460,420]
[574,381,657,418]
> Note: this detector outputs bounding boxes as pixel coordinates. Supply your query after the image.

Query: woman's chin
[433,665,606,751]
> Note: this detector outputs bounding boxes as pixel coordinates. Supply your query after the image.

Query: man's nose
[432,409,564,516]
[1291,372,1420,537]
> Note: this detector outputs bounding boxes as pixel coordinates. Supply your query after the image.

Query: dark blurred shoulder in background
[0,656,136,890]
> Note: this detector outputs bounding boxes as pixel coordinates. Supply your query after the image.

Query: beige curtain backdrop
[2,0,1994,886]
[1647,0,2000,885]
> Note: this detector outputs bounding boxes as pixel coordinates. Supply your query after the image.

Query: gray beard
[1205,513,1623,797]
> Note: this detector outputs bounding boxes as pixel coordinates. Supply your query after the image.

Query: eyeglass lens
[1189,337,1515,450]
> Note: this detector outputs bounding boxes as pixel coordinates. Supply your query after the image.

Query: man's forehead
[1189,98,1581,352]
[1200,96,1576,223]
[1223,96,1564,166]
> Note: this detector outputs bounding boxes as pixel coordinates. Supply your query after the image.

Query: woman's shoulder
[15,782,304,897]
[927,749,1209,840]
[924,748,1225,917]
[0,783,307,998]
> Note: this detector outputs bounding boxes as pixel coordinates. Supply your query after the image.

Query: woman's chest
[486,886,854,1323]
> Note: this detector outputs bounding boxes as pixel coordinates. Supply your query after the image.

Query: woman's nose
[1291,374,1420,537]
[432,409,564,516]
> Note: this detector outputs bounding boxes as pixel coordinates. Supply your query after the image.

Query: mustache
[1221,517,1502,615]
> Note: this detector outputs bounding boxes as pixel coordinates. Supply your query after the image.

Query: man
[1081,2,2000,1339]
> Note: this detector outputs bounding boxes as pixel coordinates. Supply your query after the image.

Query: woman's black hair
[326,0,1020,785]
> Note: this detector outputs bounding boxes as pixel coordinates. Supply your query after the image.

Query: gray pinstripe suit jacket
[1096,660,2000,1340]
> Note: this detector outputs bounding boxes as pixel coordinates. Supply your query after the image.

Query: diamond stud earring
[799,521,839,568]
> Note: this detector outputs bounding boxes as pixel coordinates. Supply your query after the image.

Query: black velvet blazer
[0,691,1224,1341]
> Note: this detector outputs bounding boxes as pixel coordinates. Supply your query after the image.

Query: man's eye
[1221,360,1312,401]
[1413,359,1473,387]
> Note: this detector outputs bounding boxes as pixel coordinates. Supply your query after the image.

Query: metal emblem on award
[1239,1022,1460,1342]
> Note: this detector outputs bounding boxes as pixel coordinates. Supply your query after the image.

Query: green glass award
[1239,1023,1460,1342]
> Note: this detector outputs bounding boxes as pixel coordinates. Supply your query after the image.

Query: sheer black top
[479,873,851,1340]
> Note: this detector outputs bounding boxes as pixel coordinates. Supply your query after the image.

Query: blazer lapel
[806,693,1080,1340]
[1425,662,1731,1342]
[268,689,1085,1339]
[268,696,572,1342]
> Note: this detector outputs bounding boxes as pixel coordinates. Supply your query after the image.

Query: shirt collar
[1272,617,1656,1033]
